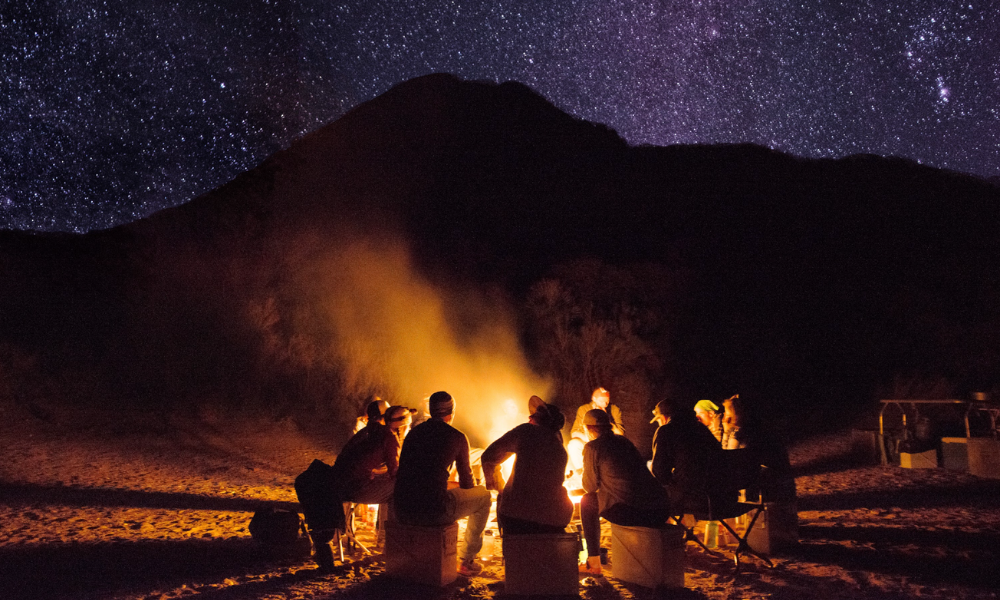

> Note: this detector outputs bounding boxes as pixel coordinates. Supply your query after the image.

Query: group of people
[299,386,782,577]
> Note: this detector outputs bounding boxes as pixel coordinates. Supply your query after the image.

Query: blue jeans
[443,486,492,561]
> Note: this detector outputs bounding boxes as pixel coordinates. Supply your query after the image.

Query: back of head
[385,405,414,429]
[428,391,454,418]
[529,396,566,432]
[650,398,672,423]
[583,408,611,430]
[366,397,389,421]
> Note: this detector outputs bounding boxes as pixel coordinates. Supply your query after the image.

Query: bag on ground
[249,506,304,546]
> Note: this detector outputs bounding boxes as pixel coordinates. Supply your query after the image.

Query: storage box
[899,449,938,469]
[610,524,685,589]
[502,533,580,596]
[940,437,969,471]
[968,438,1000,479]
[747,501,798,555]
[384,521,458,586]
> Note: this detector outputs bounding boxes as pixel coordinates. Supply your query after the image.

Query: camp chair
[339,502,372,556]
[671,448,774,573]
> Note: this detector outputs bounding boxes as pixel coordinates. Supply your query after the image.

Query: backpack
[248,506,305,546]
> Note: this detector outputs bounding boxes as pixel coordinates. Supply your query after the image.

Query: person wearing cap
[566,387,625,475]
[353,396,391,434]
[384,405,416,445]
[579,408,670,575]
[481,396,573,535]
[650,398,725,507]
[393,391,491,576]
[694,399,724,443]
[332,398,402,511]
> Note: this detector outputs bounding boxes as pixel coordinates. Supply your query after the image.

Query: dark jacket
[333,422,401,493]
[393,417,474,524]
[651,413,726,502]
[583,431,669,516]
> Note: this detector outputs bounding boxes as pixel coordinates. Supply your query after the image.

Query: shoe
[458,559,483,576]
[579,555,602,575]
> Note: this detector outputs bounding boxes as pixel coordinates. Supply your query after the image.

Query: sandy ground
[2,401,1000,600]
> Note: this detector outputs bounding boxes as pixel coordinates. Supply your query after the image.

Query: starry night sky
[2,1,997,232]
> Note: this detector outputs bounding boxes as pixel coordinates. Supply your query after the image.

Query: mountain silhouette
[2,73,999,432]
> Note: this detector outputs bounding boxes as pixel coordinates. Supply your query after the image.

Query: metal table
[879,399,998,438]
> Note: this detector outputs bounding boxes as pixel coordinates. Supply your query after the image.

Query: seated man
[482,395,573,534]
[567,387,625,475]
[694,399,724,443]
[650,398,728,509]
[353,396,390,434]
[333,398,399,508]
[393,391,492,576]
[332,400,415,552]
[580,409,670,575]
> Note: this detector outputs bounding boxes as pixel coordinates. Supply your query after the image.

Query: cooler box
[747,501,799,555]
[610,524,685,588]
[899,449,938,469]
[502,532,580,595]
[384,521,458,586]
[940,437,969,471]
[968,438,1000,479]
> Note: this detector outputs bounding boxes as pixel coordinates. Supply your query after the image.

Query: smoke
[310,236,550,447]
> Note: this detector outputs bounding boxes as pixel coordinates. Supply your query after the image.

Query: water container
[704,521,719,548]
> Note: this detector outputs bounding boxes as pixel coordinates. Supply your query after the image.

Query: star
[0,0,996,232]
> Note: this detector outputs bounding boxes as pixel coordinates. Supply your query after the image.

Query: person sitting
[694,399,723,443]
[650,398,726,509]
[481,395,573,535]
[720,394,744,450]
[352,396,390,434]
[567,387,626,476]
[579,409,670,575]
[384,405,415,445]
[332,399,403,520]
[393,391,492,576]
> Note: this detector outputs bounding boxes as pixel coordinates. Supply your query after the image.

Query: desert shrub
[523,259,677,447]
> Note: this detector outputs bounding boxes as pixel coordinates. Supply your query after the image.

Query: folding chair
[669,513,723,557]
[672,448,774,573]
[337,502,372,557]
[686,493,772,573]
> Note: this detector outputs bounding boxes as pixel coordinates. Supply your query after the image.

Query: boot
[310,530,336,572]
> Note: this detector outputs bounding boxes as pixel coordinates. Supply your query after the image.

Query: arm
[650,427,674,485]
[481,429,517,492]
[382,431,401,478]
[570,405,589,442]
[610,405,625,436]
[582,441,599,493]
[455,432,476,489]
